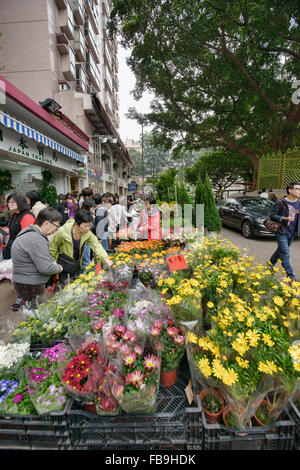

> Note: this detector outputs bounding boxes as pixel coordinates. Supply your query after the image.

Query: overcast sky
[118,45,154,142]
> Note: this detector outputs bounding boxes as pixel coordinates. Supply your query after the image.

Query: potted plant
[102,153,110,161]
[200,388,224,424]
[150,319,186,387]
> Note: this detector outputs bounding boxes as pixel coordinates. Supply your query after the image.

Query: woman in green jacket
[50,210,113,286]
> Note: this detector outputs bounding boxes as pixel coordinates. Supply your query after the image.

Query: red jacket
[137,206,162,241]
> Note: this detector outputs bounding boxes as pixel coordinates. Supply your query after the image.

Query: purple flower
[13,394,24,403]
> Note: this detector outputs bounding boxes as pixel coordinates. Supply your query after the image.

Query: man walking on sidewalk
[268,181,300,281]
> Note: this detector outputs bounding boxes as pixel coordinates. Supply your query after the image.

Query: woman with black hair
[49,210,113,286]
[3,193,36,261]
[26,190,47,218]
[3,193,36,310]
[54,194,69,226]
[137,196,162,241]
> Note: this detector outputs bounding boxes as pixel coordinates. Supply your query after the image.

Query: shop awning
[0,110,85,163]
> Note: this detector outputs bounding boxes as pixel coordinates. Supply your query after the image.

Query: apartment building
[0,0,133,195]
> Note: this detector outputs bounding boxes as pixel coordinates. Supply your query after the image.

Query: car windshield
[240,198,274,209]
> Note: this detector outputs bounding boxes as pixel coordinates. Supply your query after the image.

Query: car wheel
[241,220,254,238]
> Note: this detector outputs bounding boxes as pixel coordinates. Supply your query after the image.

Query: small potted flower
[199,388,224,424]
[150,319,186,387]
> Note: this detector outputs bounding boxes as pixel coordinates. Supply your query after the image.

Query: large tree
[185,149,253,194]
[110,0,300,185]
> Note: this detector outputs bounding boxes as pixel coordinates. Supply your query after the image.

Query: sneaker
[11,298,23,311]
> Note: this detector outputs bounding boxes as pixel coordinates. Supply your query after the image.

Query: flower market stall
[0,233,300,450]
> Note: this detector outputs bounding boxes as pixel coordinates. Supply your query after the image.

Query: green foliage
[185,150,254,194]
[154,167,177,202]
[39,170,57,207]
[0,168,13,195]
[203,174,222,233]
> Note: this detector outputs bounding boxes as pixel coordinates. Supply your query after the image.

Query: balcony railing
[84,0,100,34]
[55,0,67,9]
[56,32,69,55]
[104,66,113,92]
[73,0,84,25]
[103,42,113,71]
[62,47,76,81]
[85,18,100,63]
[60,3,75,40]
[86,51,101,90]
[75,64,87,92]
[74,27,85,62]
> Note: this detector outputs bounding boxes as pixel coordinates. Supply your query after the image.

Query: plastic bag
[124,284,171,335]
[58,335,108,405]
[0,334,30,376]
[109,342,161,414]
[0,258,13,281]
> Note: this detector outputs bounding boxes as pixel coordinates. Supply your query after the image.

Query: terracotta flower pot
[253,400,279,430]
[222,404,252,436]
[199,388,224,424]
[160,368,178,387]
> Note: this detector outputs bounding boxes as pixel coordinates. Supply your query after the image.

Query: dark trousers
[13,282,45,308]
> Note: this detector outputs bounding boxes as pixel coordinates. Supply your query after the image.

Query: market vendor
[49,210,113,286]
[137,197,162,241]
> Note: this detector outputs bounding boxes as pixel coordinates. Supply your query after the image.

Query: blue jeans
[81,243,91,271]
[269,232,295,279]
[101,232,110,252]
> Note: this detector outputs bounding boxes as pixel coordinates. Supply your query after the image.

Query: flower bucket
[200,388,224,424]
[160,368,178,387]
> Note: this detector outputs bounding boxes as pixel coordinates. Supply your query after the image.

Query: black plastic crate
[200,410,295,450]
[67,364,202,450]
[286,399,300,449]
[189,362,295,450]
[0,399,72,450]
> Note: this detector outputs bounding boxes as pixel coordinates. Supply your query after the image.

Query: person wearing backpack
[268,182,300,281]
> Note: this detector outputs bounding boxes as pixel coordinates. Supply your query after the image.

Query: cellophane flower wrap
[150,319,186,372]
[95,363,120,416]
[58,335,109,405]
[24,342,70,414]
[109,337,161,414]
[0,335,30,376]
[124,285,170,335]
[102,324,145,363]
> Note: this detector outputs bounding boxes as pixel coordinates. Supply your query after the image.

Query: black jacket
[270,197,300,237]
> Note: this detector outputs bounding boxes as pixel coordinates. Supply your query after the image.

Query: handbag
[263,201,284,233]
[57,253,80,276]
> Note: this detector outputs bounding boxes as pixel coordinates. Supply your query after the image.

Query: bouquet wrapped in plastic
[0,335,30,376]
[124,284,171,335]
[184,321,270,428]
[102,324,145,362]
[58,335,108,405]
[110,342,161,414]
[26,363,68,415]
[150,319,186,372]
